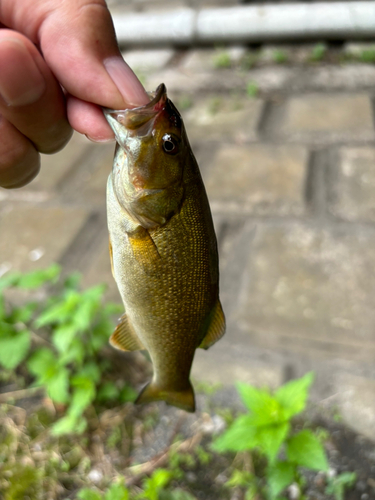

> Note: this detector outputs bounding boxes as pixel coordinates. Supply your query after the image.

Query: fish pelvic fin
[199,299,226,350]
[135,381,196,412]
[110,313,145,351]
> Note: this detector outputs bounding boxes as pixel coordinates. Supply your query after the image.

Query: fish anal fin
[135,381,195,412]
[128,227,161,273]
[110,313,144,352]
[199,299,226,350]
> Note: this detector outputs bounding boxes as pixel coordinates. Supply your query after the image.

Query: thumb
[38,1,149,109]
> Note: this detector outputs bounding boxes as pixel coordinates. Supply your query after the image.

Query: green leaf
[256,422,290,462]
[119,385,137,403]
[52,414,87,436]
[149,469,172,489]
[52,323,78,353]
[0,271,20,292]
[275,372,314,418]
[17,264,60,289]
[27,348,56,378]
[286,430,328,471]
[35,290,81,328]
[97,382,119,403]
[236,383,285,426]
[46,367,70,404]
[104,483,129,500]
[225,470,254,488]
[77,487,103,500]
[68,376,96,417]
[212,415,257,452]
[267,461,295,499]
[325,472,357,500]
[0,328,31,369]
[10,302,38,324]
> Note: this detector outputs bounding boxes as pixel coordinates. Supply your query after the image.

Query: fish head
[104,84,188,227]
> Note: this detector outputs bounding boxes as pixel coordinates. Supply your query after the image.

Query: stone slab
[183,96,263,144]
[81,238,121,303]
[236,222,375,354]
[333,373,375,442]
[182,47,246,72]
[203,144,308,216]
[281,94,374,143]
[121,48,175,72]
[0,205,88,273]
[329,147,375,222]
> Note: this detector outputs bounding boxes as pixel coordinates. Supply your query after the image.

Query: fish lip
[102,83,166,117]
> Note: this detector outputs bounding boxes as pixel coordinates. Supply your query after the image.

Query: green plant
[246,81,259,98]
[213,51,231,69]
[78,482,129,500]
[0,265,135,436]
[325,472,357,500]
[212,373,329,499]
[272,50,288,64]
[360,48,375,63]
[309,43,327,62]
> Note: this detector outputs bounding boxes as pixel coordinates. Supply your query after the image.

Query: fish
[103,83,225,412]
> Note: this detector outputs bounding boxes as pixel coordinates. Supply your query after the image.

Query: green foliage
[325,472,357,500]
[360,49,375,63]
[213,372,328,499]
[246,81,259,98]
[272,50,288,64]
[0,265,129,435]
[309,43,327,62]
[213,50,231,69]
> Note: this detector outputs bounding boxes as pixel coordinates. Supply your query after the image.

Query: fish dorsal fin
[128,227,161,274]
[199,300,226,350]
[110,313,144,351]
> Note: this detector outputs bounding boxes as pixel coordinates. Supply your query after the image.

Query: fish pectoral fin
[135,381,195,412]
[199,299,226,350]
[109,235,115,279]
[110,313,144,351]
[128,226,161,273]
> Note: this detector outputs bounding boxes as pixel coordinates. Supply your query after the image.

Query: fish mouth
[103,84,167,138]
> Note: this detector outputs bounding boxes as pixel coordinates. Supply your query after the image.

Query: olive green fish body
[105,85,225,412]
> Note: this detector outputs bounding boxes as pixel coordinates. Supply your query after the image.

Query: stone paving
[1,40,375,439]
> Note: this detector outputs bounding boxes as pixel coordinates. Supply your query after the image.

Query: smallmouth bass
[104,84,225,412]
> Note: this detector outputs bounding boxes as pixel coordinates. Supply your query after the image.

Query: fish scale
[104,83,225,412]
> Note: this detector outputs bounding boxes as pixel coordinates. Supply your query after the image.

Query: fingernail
[104,56,149,108]
[85,134,115,143]
[0,38,46,106]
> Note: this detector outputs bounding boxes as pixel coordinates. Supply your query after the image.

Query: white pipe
[111,2,375,45]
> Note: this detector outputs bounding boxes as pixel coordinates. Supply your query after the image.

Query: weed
[309,43,327,62]
[246,81,259,98]
[325,471,357,500]
[0,265,135,436]
[212,372,329,499]
[360,49,375,63]
[272,50,288,64]
[177,96,193,111]
[207,97,222,115]
[213,51,231,69]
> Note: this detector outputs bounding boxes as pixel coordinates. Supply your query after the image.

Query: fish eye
[162,134,179,155]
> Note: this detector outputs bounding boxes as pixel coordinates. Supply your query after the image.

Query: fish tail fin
[135,381,196,413]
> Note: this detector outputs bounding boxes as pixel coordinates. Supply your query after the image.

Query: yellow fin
[110,313,144,351]
[109,236,115,279]
[135,381,195,412]
[199,300,226,350]
[128,227,161,273]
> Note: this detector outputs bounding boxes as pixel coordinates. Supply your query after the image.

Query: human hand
[0,0,149,188]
